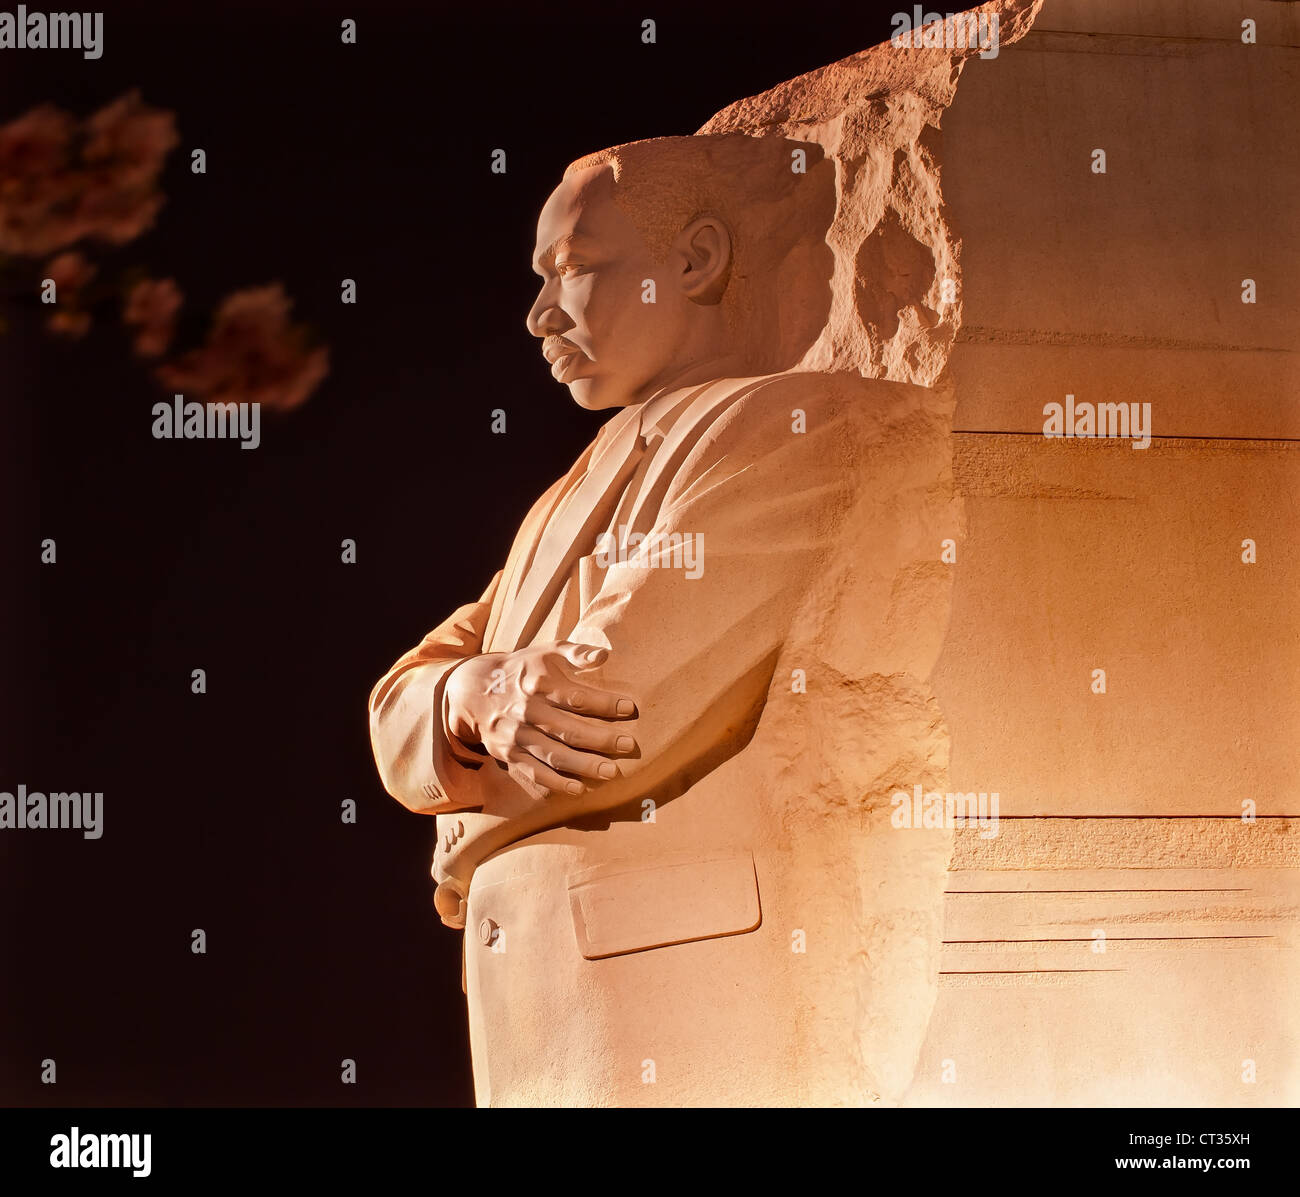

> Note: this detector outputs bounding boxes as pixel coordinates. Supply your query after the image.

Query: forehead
[532,164,642,261]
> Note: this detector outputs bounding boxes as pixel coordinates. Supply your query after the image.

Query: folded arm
[367,570,503,814]
[369,379,867,823]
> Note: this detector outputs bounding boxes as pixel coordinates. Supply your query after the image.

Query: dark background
[3,0,906,1106]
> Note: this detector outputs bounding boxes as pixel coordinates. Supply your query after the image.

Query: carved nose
[527,289,572,339]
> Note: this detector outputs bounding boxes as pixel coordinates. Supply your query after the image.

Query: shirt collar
[635,381,712,446]
[588,380,715,469]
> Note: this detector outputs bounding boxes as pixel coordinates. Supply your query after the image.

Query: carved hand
[444,641,639,801]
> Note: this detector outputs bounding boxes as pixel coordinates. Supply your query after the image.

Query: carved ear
[672,214,733,305]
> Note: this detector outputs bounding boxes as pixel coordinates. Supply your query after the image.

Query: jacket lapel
[621,378,755,533]
[482,471,570,652]
[492,405,645,651]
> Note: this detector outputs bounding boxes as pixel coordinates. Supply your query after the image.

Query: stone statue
[365,5,1042,1104]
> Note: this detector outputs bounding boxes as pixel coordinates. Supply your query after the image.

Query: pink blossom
[156,283,329,412]
[0,105,79,254]
[43,250,95,338]
[74,90,178,246]
[123,276,182,357]
[0,91,177,256]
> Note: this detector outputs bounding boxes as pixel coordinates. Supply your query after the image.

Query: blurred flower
[0,90,177,256]
[123,276,182,357]
[43,249,95,337]
[75,90,178,246]
[83,90,177,189]
[44,248,95,291]
[156,283,329,411]
[0,104,73,177]
[48,310,91,337]
[0,105,79,254]
[3,95,325,419]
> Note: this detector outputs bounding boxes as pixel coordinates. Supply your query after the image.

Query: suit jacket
[369,370,958,1106]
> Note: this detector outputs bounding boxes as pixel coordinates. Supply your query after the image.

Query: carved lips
[544,337,586,382]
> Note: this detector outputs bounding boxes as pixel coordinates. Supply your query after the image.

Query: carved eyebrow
[532,233,586,274]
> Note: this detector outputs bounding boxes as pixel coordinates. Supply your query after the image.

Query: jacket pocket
[567,849,761,960]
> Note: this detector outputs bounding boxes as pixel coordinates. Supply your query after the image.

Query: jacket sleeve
[368,569,503,814]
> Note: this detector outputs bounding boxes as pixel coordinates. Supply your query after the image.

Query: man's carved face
[526,164,709,411]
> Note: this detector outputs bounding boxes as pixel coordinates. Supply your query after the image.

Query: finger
[518,726,623,782]
[505,747,585,798]
[527,704,639,756]
[550,641,609,671]
[540,679,637,720]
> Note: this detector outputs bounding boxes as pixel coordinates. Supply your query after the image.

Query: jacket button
[478,917,499,947]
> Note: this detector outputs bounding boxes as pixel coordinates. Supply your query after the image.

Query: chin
[567,376,631,412]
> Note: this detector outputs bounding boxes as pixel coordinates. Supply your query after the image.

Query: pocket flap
[567,850,761,960]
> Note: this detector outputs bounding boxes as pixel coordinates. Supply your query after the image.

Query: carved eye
[555,261,584,278]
